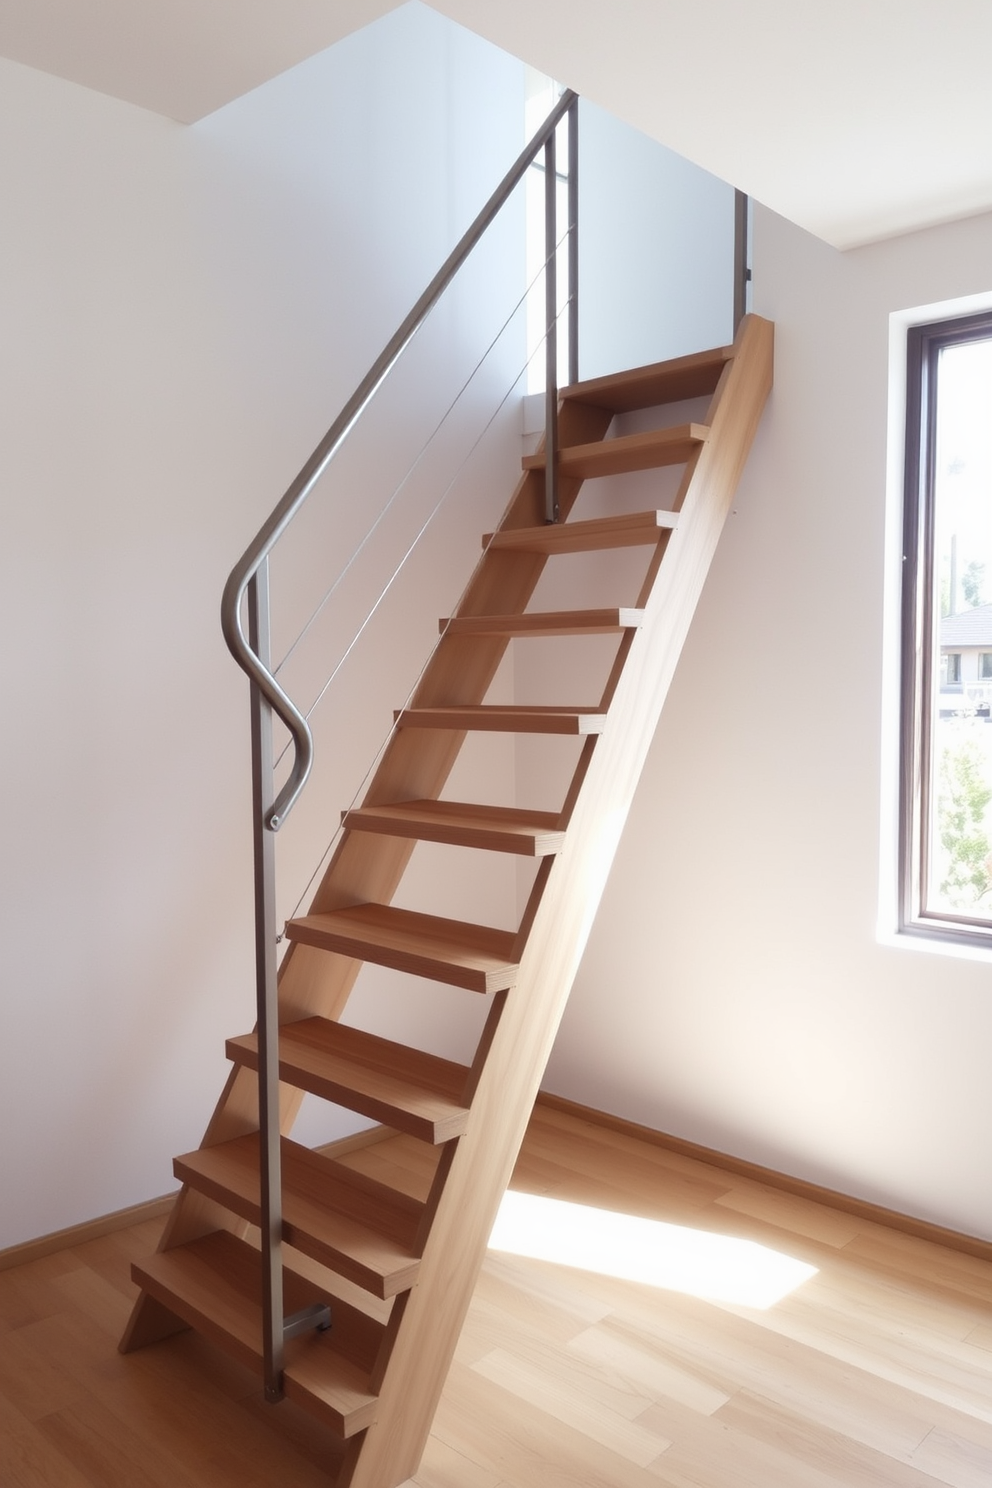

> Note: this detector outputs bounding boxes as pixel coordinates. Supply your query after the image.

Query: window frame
[899,308,992,946]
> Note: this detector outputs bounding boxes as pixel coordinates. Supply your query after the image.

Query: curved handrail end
[220,562,315,832]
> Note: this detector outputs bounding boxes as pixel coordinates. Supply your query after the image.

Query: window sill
[879,921,992,963]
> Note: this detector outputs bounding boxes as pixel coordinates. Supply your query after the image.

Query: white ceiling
[2,0,991,250]
[0,0,401,124]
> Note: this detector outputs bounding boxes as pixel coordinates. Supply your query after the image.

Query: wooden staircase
[120,314,773,1488]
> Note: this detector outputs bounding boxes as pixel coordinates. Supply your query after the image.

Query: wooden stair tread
[484,509,678,554]
[440,607,644,637]
[227,1017,471,1143]
[285,902,519,994]
[131,1230,380,1436]
[395,705,606,735]
[174,1135,422,1298]
[562,344,732,411]
[342,799,564,857]
[523,423,708,478]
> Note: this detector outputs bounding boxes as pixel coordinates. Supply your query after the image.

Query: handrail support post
[733,189,751,335]
[567,96,579,388]
[247,562,285,1404]
[544,126,560,524]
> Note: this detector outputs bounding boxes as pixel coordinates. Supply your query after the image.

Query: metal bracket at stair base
[264,1304,333,1402]
[283,1303,332,1342]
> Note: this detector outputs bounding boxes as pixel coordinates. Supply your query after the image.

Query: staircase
[120,313,773,1488]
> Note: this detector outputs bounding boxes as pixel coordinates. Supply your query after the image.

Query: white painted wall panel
[547,203,992,1241]
[0,5,525,1248]
[578,98,733,379]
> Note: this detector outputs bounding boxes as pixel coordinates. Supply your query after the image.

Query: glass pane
[927,336,992,916]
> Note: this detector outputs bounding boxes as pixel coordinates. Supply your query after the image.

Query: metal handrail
[225,86,579,1406]
[221,88,577,833]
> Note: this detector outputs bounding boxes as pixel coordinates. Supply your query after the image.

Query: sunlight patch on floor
[488,1191,817,1309]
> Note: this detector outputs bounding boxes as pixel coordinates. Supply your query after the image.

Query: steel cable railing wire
[270,296,530,688]
[222,89,576,837]
[281,294,570,928]
[268,220,572,778]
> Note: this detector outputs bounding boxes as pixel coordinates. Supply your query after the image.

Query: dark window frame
[899,309,992,946]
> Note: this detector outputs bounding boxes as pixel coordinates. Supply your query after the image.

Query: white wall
[10,3,988,1254]
[0,3,526,1249]
[578,98,734,378]
[546,202,992,1241]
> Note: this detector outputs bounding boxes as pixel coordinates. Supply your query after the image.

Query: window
[940,651,962,687]
[900,311,992,943]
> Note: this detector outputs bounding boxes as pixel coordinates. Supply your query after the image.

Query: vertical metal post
[567,96,579,388]
[733,188,750,335]
[247,561,285,1404]
[544,126,559,524]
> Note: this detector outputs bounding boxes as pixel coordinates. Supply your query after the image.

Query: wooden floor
[3,1102,991,1487]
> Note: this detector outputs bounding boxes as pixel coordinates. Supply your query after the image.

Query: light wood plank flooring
[2,1102,990,1487]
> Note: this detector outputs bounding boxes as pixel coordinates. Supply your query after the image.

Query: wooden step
[342,799,564,857]
[562,344,733,412]
[227,1017,471,1143]
[395,705,606,735]
[523,423,708,478]
[131,1230,380,1436]
[484,509,678,555]
[285,902,518,994]
[440,607,644,638]
[174,1135,422,1298]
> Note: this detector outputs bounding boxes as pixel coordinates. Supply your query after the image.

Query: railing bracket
[283,1303,332,1341]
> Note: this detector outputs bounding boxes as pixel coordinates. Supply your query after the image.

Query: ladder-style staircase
[120,313,773,1488]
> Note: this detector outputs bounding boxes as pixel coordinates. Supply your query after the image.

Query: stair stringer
[346,313,774,1488]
